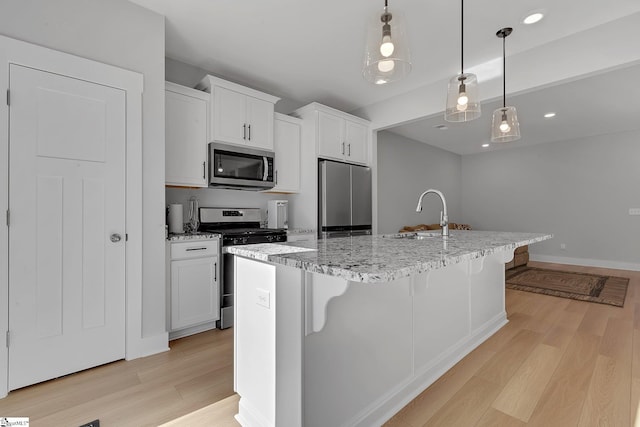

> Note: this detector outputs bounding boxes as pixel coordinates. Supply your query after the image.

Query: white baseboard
[530,254,640,272]
[169,321,217,341]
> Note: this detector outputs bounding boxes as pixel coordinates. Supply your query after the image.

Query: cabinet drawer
[171,240,219,259]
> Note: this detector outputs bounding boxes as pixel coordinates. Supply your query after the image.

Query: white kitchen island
[227,230,552,427]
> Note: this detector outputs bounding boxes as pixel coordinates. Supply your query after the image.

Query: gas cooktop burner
[198,207,287,246]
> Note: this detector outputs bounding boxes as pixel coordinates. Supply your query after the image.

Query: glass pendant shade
[363,6,411,85]
[445,0,480,122]
[491,27,520,143]
[445,73,481,122]
[491,106,520,142]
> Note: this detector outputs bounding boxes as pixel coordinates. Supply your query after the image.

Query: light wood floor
[0,326,235,426]
[386,261,640,427]
[1,262,638,427]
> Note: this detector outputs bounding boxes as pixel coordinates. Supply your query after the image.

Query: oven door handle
[263,157,268,181]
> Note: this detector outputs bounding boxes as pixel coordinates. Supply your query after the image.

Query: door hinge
[6,330,9,348]
[6,209,9,227]
[6,89,9,106]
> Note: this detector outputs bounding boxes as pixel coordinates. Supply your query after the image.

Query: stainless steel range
[199,207,287,329]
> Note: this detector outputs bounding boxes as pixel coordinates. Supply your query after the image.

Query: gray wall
[461,130,640,269]
[166,57,301,114]
[377,131,462,234]
[0,0,167,339]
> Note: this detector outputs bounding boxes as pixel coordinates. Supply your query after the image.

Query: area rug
[505,266,629,307]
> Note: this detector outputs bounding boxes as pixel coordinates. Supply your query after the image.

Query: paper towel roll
[168,204,184,234]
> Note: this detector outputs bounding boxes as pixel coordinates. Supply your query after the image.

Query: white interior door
[8,64,126,390]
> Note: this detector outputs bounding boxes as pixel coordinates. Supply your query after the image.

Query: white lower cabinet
[167,238,220,339]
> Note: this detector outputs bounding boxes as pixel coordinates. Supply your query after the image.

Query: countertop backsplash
[165,186,292,230]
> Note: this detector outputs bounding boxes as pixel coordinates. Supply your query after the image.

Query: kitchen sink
[385,231,444,239]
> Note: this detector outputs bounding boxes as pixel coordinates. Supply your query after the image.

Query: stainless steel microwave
[208,142,275,190]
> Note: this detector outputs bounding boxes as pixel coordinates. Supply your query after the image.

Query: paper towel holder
[168,203,184,234]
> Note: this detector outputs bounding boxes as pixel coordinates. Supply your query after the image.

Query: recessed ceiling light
[544,112,556,118]
[523,12,544,25]
[434,124,448,130]
[481,143,490,148]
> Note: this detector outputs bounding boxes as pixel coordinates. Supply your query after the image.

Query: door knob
[110,233,122,243]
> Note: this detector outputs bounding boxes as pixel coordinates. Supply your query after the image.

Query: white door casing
[8,64,126,390]
[0,35,147,398]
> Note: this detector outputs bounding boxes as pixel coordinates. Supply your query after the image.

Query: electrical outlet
[629,208,640,216]
[256,288,270,309]
[560,243,567,250]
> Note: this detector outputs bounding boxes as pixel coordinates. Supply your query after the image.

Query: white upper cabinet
[213,86,246,145]
[317,111,345,160]
[299,103,370,165]
[343,119,369,164]
[197,75,280,151]
[165,82,209,187]
[265,113,302,193]
[246,96,275,150]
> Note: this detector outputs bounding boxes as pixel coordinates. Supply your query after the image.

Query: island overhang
[228,230,552,427]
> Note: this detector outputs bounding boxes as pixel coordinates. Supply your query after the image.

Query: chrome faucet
[415,189,449,238]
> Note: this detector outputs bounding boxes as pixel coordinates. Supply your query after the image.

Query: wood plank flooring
[0,327,235,426]
[387,262,640,427]
[0,262,638,426]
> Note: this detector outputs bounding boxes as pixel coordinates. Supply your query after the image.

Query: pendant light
[491,27,520,142]
[445,0,480,122]
[363,0,411,85]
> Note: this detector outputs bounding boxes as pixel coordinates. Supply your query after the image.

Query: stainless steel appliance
[318,159,372,238]
[199,207,287,329]
[208,142,275,190]
[267,200,288,229]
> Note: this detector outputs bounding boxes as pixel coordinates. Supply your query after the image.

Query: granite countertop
[167,232,221,242]
[226,230,552,283]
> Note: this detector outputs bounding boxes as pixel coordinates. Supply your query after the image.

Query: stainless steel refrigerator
[318,159,372,238]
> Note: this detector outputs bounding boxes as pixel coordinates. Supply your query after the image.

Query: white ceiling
[129,0,640,154]
[387,62,640,155]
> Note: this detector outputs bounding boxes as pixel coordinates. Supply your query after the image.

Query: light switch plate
[256,288,270,309]
[629,208,640,216]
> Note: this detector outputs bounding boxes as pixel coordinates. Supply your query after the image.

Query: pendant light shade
[363,0,411,85]
[491,27,521,142]
[491,106,520,143]
[445,0,481,122]
[445,73,481,122]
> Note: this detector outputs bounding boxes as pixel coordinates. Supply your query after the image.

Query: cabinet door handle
[348,143,351,156]
[185,247,207,252]
[214,262,217,282]
[248,124,251,141]
[275,170,278,185]
[243,123,247,140]
[202,161,206,180]
[342,142,345,155]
